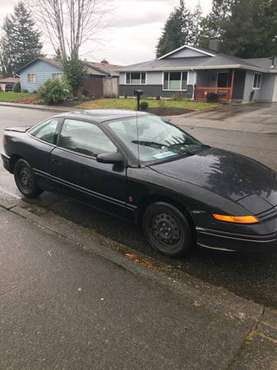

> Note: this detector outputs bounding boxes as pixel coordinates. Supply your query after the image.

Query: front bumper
[197,226,277,253]
[1,153,12,173]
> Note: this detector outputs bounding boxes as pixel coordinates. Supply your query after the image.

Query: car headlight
[212,214,259,224]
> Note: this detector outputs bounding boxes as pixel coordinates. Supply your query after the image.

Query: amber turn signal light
[212,214,259,224]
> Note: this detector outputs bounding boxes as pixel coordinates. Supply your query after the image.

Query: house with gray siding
[119,45,277,103]
[18,58,120,98]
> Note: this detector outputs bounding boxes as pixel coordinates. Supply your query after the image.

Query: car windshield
[107,115,206,163]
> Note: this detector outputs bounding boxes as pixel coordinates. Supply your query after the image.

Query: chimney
[271,56,276,69]
[209,39,220,52]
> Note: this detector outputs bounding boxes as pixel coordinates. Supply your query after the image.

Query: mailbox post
[134,89,144,111]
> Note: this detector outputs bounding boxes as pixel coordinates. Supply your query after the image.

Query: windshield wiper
[132,140,168,149]
[168,143,210,154]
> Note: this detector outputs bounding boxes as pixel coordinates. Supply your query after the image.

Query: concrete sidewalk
[0,192,277,369]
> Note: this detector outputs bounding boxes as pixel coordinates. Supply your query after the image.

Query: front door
[49,118,131,218]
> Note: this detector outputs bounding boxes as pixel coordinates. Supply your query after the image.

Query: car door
[50,118,132,218]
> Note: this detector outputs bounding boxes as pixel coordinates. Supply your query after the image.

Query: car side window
[30,119,59,144]
[58,119,117,156]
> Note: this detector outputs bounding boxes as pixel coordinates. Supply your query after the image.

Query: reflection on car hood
[150,148,277,214]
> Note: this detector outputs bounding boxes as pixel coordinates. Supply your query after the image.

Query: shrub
[140,101,149,111]
[38,78,72,105]
[13,82,21,93]
[79,94,90,102]
[207,92,219,102]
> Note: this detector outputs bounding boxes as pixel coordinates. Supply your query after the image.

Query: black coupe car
[2,110,277,257]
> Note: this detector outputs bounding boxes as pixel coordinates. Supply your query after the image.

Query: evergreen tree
[156,1,195,58]
[191,2,203,46]
[221,0,277,57]
[0,2,42,75]
[199,0,235,49]
[63,58,86,97]
[200,0,277,57]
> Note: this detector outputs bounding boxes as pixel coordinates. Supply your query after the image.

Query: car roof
[56,109,148,124]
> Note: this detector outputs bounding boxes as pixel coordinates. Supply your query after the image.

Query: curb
[0,102,73,113]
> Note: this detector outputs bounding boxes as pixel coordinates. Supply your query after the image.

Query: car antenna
[136,111,141,168]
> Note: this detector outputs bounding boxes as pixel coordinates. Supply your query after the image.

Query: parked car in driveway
[2,110,277,257]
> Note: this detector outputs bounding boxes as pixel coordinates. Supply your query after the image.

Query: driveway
[171,103,277,134]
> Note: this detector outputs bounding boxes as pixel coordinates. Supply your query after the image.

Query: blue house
[18,57,120,97]
[19,58,63,92]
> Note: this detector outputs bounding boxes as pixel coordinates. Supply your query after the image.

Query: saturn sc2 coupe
[2,110,277,257]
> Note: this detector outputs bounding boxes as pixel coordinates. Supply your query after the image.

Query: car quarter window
[30,119,59,144]
[58,119,117,157]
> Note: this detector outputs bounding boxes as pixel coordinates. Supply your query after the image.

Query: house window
[163,72,188,91]
[126,72,146,85]
[52,73,63,80]
[253,73,262,89]
[27,74,36,83]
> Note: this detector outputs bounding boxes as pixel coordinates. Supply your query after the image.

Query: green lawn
[78,98,219,111]
[0,93,219,112]
[0,91,35,103]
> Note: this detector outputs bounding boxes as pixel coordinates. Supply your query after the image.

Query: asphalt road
[1,106,277,309]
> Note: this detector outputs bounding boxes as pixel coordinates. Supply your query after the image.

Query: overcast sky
[0,0,212,65]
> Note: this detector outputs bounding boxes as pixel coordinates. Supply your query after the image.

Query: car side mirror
[96,152,124,164]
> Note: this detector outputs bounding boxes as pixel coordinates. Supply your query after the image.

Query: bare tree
[30,0,110,60]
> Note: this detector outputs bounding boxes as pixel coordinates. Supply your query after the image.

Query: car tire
[142,202,193,257]
[14,159,43,198]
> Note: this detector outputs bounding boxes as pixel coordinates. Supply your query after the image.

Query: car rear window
[30,119,59,144]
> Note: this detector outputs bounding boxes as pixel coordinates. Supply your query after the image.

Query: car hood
[150,148,277,214]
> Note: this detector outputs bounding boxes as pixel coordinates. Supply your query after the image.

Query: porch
[194,70,246,102]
